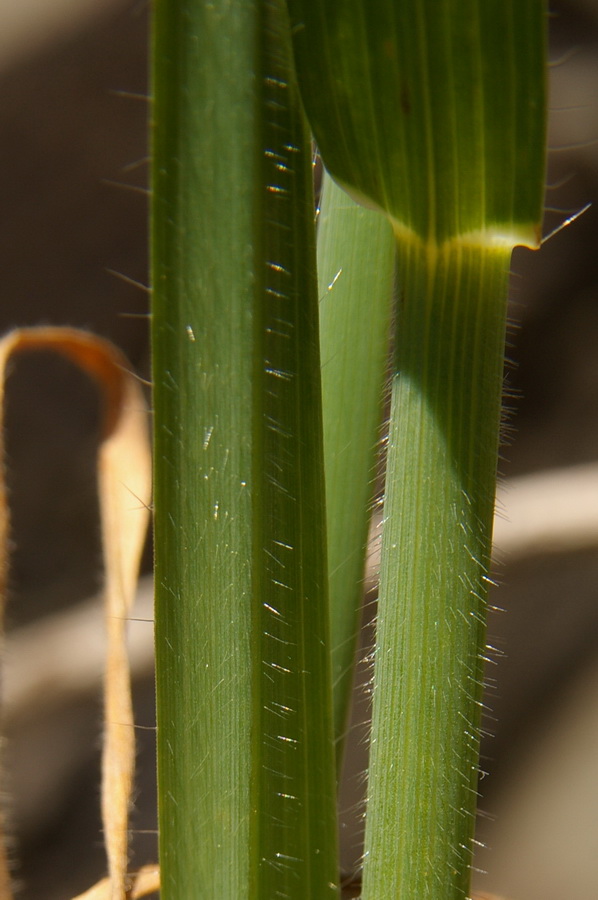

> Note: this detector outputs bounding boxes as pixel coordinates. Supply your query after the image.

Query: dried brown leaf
[70,864,160,900]
[472,893,512,900]
[0,328,152,900]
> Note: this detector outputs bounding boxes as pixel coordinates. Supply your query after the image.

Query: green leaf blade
[151,0,258,894]
[287,0,546,246]
[362,242,511,900]
[151,1,338,896]
[287,2,547,898]
[317,172,395,753]
[251,7,339,893]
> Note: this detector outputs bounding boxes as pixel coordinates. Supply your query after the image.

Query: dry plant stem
[0,329,151,900]
[471,894,511,900]
[97,353,151,900]
[71,864,160,900]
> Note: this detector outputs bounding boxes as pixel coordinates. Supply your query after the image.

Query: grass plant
[150,1,547,898]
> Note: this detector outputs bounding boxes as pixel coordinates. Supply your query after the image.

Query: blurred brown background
[1,0,598,897]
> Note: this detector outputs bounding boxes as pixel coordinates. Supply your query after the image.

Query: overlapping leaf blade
[287,1,547,897]
[288,0,545,245]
